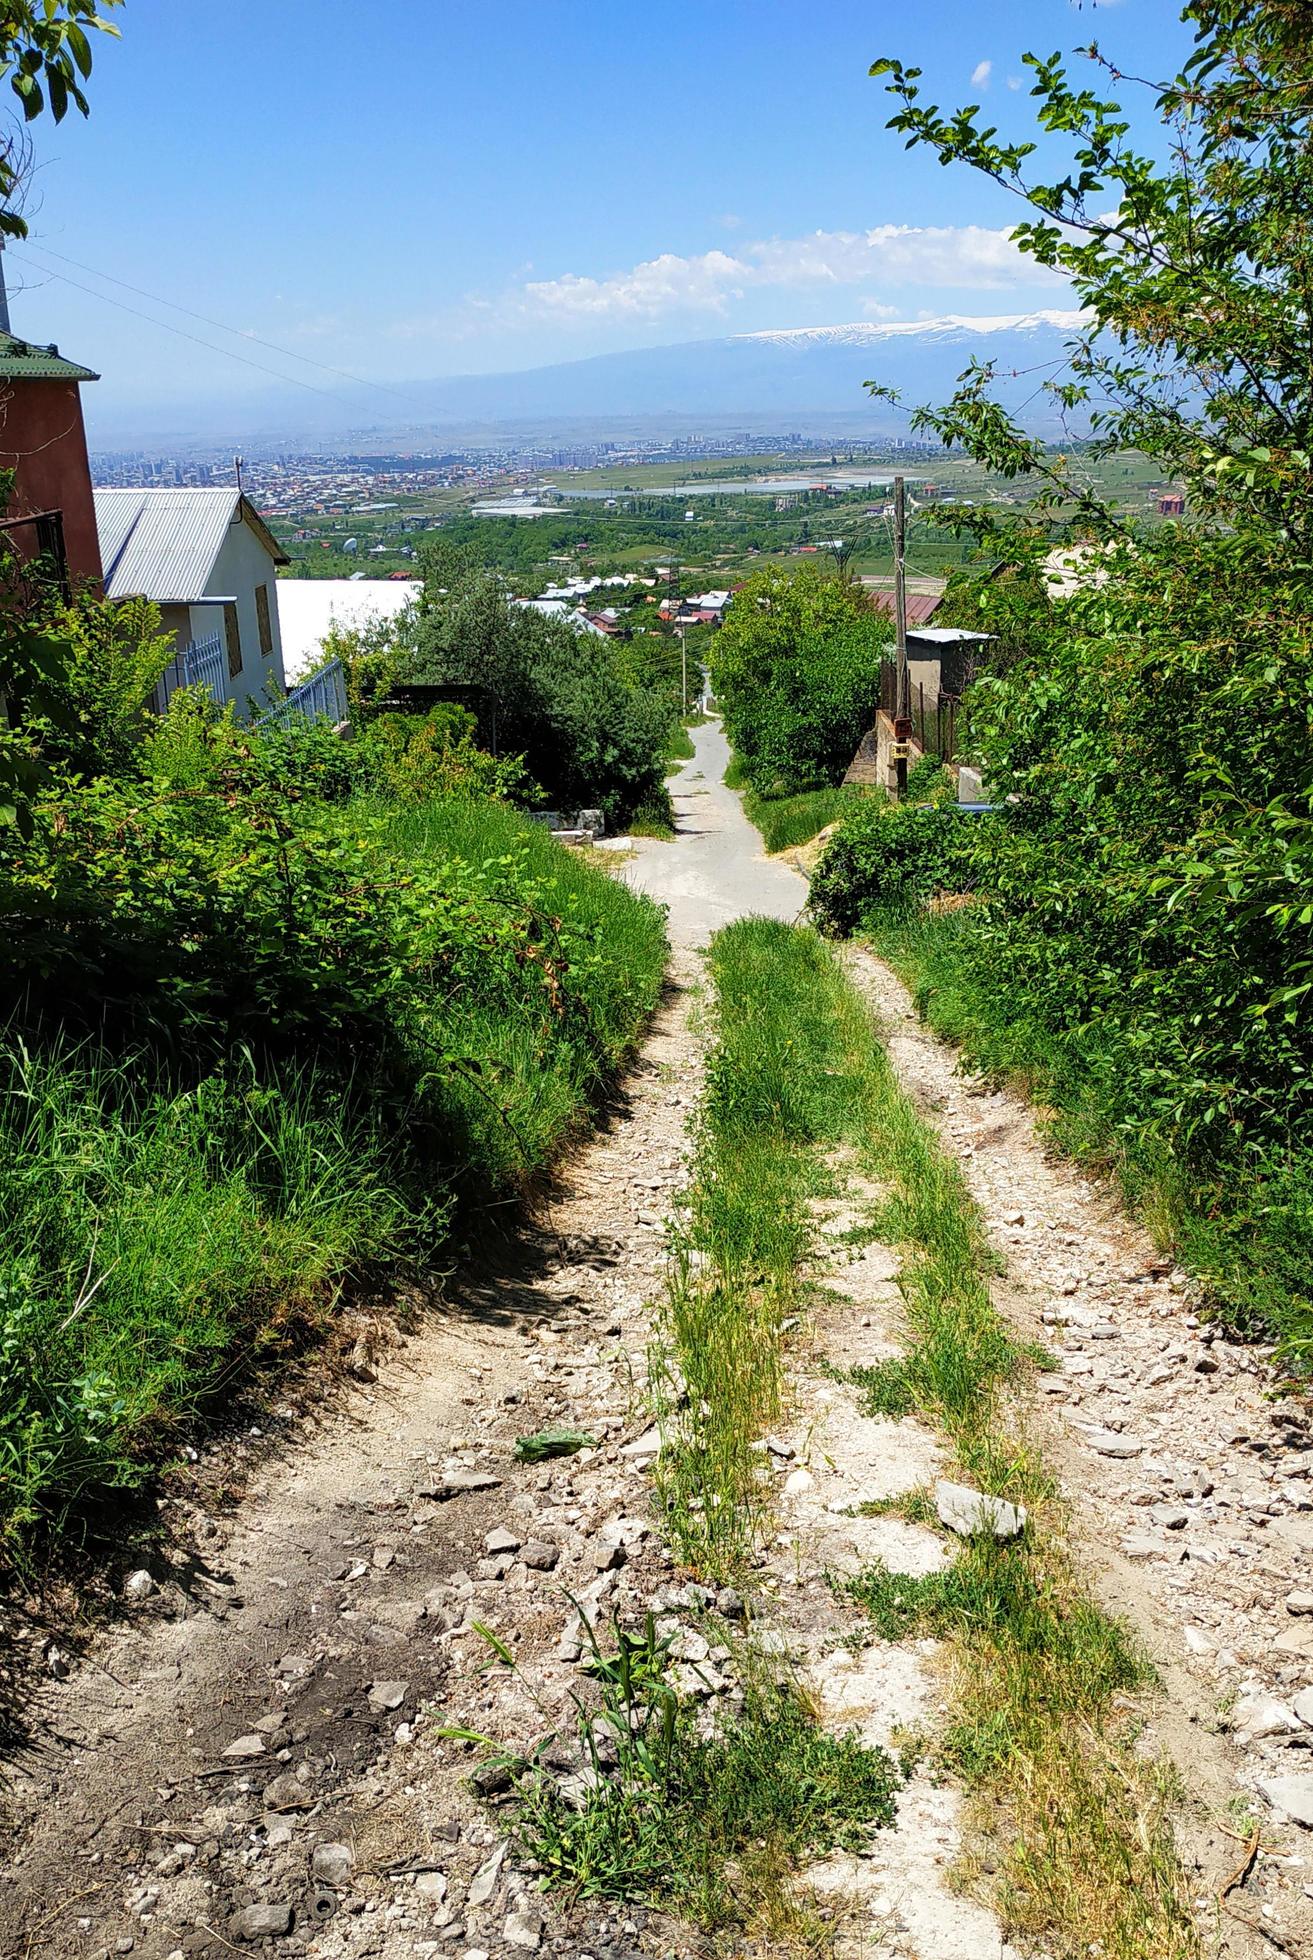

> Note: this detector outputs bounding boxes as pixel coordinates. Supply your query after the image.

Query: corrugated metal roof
[0,331,97,381]
[868,590,943,627]
[94,488,284,602]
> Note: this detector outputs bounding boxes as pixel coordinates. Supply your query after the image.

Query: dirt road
[3,725,1310,1960]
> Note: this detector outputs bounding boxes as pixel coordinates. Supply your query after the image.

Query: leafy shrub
[811,796,985,934]
[0,707,667,1535]
[358,705,534,805]
[398,562,672,828]
[711,564,889,795]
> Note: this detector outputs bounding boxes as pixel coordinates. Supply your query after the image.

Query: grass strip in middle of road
[651,917,862,1577]
[653,916,1200,1959]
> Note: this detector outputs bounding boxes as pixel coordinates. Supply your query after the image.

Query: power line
[8,250,343,399]
[20,242,422,405]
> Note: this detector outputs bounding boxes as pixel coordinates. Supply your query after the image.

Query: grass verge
[741,784,864,855]
[864,908,1313,1371]
[0,793,666,1545]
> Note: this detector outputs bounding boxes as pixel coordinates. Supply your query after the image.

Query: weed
[742,784,865,855]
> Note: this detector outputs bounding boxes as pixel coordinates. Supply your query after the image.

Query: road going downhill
[621,716,806,945]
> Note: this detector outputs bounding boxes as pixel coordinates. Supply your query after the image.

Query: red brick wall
[0,375,103,591]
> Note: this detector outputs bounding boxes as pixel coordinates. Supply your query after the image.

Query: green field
[273,447,1185,590]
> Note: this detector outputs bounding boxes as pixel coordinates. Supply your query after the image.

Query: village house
[0,328,103,593]
[94,486,289,716]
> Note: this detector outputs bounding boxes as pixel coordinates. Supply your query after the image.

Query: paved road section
[621,716,807,947]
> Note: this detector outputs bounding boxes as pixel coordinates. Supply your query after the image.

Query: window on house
[255,583,273,658]
[224,602,242,678]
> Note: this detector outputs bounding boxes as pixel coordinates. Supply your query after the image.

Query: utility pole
[669,560,686,714]
[893,473,909,798]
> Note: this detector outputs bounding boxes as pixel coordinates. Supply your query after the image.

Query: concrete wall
[188,514,286,716]
[0,377,103,590]
[843,709,926,793]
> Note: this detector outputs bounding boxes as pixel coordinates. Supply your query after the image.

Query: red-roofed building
[867,590,943,628]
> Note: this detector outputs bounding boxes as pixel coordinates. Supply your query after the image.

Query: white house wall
[190,514,287,715]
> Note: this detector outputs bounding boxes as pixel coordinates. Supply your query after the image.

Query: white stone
[221,1733,266,1760]
[783,1467,815,1497]
[935,1480,1026,1540]
[123,1569,155,1601]
[1259,1773,1313,1827]
[1235,1693,1302,1740]
[312,1842,354,1886]
[503,1908,542,1950]
[368,1679,409,1711]
[1079,1427,1145,1458]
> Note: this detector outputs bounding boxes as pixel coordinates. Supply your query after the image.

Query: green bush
[0,708,667,1536]
[396,561,672,829]
[711,565,888,795]
[810,796,985,934]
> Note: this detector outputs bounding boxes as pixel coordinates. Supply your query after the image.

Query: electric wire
[19,242,423,405]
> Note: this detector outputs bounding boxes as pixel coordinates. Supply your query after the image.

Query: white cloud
[1006,74,1023,90]
[511,223,1065,324]
[971,59,992,88]
[863,300,901,321]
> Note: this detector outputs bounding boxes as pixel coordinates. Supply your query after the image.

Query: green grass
[741,784,865,855]
[0,1042,413,1539]
[0,793,667,1544]
[479,1613,899,1948]
[651,920,865,1576]
[865,908,1313,1371]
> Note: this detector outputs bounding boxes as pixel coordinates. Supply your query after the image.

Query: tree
[0,2,121,236]
[868,2,1313,539]
[403,562,671,828]
[711,563,888,795]
[0,2,121,833]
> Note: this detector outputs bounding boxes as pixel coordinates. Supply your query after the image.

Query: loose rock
[312,1842,354,1887]
[1259,1773,1313,1828]
[230,1903,294,1941]
[935,1480,1026,1540]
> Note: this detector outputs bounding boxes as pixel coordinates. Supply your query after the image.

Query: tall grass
[866,908,1313,1368]
[0,794,667,1543]
[653,920,861,1575]
[741,784,864,855]
[0,1041,412,1536]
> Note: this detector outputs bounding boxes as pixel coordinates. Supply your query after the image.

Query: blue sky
[8,1,1197,418]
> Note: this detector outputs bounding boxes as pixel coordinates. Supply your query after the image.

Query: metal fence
[877,659,959,763]
[257,657,348,730]
[155,631,227,712]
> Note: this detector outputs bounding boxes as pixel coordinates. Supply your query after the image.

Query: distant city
[89,427,941,516]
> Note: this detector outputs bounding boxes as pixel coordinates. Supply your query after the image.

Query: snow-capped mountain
[392,309,1089,429]
[89,311,1092,447]
[736,309,1086,348]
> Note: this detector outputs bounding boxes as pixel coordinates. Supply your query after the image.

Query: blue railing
[155,631,227,712]
[258,657,348,730]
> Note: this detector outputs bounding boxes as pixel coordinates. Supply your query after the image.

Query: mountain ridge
[86,309,1090,449]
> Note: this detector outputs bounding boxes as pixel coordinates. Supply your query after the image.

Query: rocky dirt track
[3,722,1311,1960]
